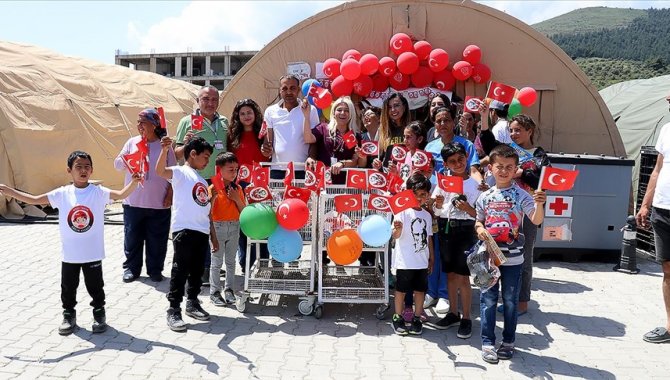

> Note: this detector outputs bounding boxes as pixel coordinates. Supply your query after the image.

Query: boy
[431,142,482,339]
[209,152,245,306]
[0,151,140,335]
[475,144,545,363]
[156,135,217,332]
[391,173,434,336]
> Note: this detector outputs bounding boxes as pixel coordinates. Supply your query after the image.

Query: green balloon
[507,98,522,118]
[240,203,278,240]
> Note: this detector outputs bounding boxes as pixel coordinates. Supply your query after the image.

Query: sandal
[643,327,670,343]
[497,343,515,360]
[481,346,499,364]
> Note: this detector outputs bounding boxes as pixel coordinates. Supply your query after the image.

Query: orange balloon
[327,229,363,265]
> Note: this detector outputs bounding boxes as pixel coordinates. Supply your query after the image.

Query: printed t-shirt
[170,165,211,234]
[392,208,433,270]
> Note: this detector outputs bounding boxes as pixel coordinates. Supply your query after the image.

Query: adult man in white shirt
[489,100,511,144]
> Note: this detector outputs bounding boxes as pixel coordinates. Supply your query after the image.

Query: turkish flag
[411,150,431,171]
[284,185,312,203]
[252,164,270,187]
[237,163,252,183]
[319,163,330,189]
[191,114,204,130]
[540,166,579,192]
[305,161,325,192]
[359,141,379,156]
[386,173,404,194]
[437,173,464,194]
[136,138,148,155]
[258,121,268,140]
[343,130,358,150]
[308,82,329,99]
[389,190,420,214]
[122,151,147,175]
[464,96,483,113]
[346,169,368,190]
[366,170,388,189]
[367,194,392,212]
[390,144,408,162]
[212,166,225,192]
[334,193,363,213]
[245,186,273,203]
[486,81,517,104]
[283,162,295,187]
[157,106,167,130]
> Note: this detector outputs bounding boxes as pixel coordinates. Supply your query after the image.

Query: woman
[359,106,381,169]
[374,93,411,170]
[424,93,451,144]
[114,108,175,283]
[307,96,366,184]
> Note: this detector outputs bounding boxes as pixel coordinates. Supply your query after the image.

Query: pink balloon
[378,56,397,77]
[322,58,341,80]
[471,63,491,84]
[340,58,362,81]
[314,91,333,110]
[342,49,361,61]
[452,61,473,81]
[359,54,380,76]
[410,66,434,88]
[428,49,449,73]
[390,33,413,55]
[353,75,374,97]
[371,73,389,92]
[397,52,419,75]
[331,75,353,98]
[462,45,482,65]
[517,87,538,107]
[413,41,432,61]
[389,72,410,91]
[432,70,455,90]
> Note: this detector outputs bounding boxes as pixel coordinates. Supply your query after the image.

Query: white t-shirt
[653,122,670,210]
[392,208,433,270]
[170,165,211,234]
[47,184,111,263]
[492,119,512,144]
[264,100,319,166]
[432,176,482,220]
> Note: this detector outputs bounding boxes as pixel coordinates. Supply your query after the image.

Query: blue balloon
[307,95,316,106]
[301,79,318,96]
[357,214,392,247]
[267,226,303,263]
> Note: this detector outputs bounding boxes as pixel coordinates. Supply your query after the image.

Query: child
[398,121,425,182]
[209,152,245,306]
[156,135,217,332]
[390,172,434,336]
[0,151,140,335]
[431,142,482,339]
[474,144,545,363]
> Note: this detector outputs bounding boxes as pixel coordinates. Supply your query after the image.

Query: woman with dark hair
[424,93,451,144]
[228,98,268,170]
[373,93,412,170]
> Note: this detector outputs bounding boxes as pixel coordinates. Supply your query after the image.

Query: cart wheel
[236,297,247,313]
[314,305,323,319]
[298,299,314,316]
[375,304,389,320]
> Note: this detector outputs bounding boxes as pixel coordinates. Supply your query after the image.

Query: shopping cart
[315,184,391,320]
[236,162,319,315]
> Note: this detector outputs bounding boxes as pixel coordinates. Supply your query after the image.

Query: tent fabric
[219,0,624,159]
[0,41,200,201]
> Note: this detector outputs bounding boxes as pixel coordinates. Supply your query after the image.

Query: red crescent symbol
[324,67,332,76]
[548,173,562,186]
[493,87,502,97]
[287,189,298,197]
[394,197,407,208]
[435,81,445,90]
[429,58,437,68]
[352,173,362,184]
[383,68,392,76]
[392,39,402,50]
[349,198,359,208]
[277,203,290,218]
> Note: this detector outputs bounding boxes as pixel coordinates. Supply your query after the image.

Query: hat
[489,100,507,111]
[138,108,162,127]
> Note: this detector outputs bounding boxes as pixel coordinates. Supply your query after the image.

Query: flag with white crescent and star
[346,169,368,190]
[283,162,295,187]
[334,193,363,213]
[284,185,312,203]
[122,150,147,176]
[486,81,517,105]
[386,173,404,194]
[539,166,578,192]
[191,114,204,131]
[251,164,270,188]
[437,173,464,194]
[389,190,420,214]
[342,130,358,150]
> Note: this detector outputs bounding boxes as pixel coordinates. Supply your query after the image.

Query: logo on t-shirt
[192,182,210,206]
[67,205,94,233]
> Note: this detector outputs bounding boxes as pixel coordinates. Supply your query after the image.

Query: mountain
[533,7,647,35]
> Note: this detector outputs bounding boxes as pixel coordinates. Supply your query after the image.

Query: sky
[1,0,669,64]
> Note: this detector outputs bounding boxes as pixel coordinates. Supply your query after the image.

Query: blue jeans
[122,205,171,277]
[480,263,523,347]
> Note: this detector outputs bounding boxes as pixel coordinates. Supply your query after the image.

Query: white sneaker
[423,294,438,309]
[436,298,450,314]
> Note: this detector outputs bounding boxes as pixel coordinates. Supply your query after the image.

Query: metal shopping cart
[236,162,319,315]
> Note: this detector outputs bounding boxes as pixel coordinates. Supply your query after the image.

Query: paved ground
[1,222,670,379]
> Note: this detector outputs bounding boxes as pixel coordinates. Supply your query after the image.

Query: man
[261,75,319,180]
[489,100,511,144]
[637,94,670,344]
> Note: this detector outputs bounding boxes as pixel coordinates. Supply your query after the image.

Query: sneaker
[122,270,138,283]
[435,298,450,313]
[456,318,472,339]
[210,291,226,307]
[423,294,437,309]
[482,346,499,364]
[402,307,414,323]
[391,314,408,336]
[408,316,423,335]
[166,308,187,332]
[433,312,461,330]
[223,288,236,304]
[643,327,670,343]
[201,268,210,286]
[185,299,210,321]
[497,343,515,360]
[92,308,108,334]
[58,310,76,336]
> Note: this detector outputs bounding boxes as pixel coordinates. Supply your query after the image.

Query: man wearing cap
[114,109,176,283]
[489,100,512,144]
[637,94,670,344]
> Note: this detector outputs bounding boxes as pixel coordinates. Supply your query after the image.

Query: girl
[374,93,411,170]
[227,98,268,172]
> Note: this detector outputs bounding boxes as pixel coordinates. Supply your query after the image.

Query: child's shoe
[210,291,226,307]
[402,307,414,322]
[223,288,236,304]
[92,307,108,334]
[408,316,423,335]
[481,345,499,364]
[58,310,76,336]
[166,307,187,332]
[391,314,408,336]
[456,318,472,339]
[185,299,210,321]
[497,343,515,360]
[433,312,461,330]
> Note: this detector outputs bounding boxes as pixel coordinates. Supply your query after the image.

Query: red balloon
[428,49,449,72]
[452,61,473,81]
[276,198,310,230]
[517,87,538,107]
[462,44,482,65]
[359,54,379,76]
[389,33,413,55]
[331,75,354,97]
[340,58,362,81]
[410,66,433,88]
[353,75,374,97]
[413,41,432,61]
[397,52,419,75]
[314,91,333,110]
[432,70,455,90]
[371,73,389,92]
[342,49,361,61]
[389,72,410,91]
[471,63,491,84]
[379,57,397,77]
[323,58,341,80]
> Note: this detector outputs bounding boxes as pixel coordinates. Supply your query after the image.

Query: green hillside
[575,57,670,89]
[533,6,647,35]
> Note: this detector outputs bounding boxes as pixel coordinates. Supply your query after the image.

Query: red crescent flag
[539,166,579,192]
[258,121,268,140]
[157,106,167,130]
[136,138,148,155]
[122,151,147,175]
[367,194,391,212]
[334,193,363,213]
[386,173,404,194]
[389,190,420,214]
[191,114,204,130]
[308,82,329,99]
[346,169,368,190]
[359,141,379,156]
[251,164,270,188]
[283,162,295,187]
[245,186,273,203]
[212,166,225,192]
[284,185,312,203]
[486,81,517,105]
[343,130,358,150]
[437,173,464,194]
[237,164,252,183]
